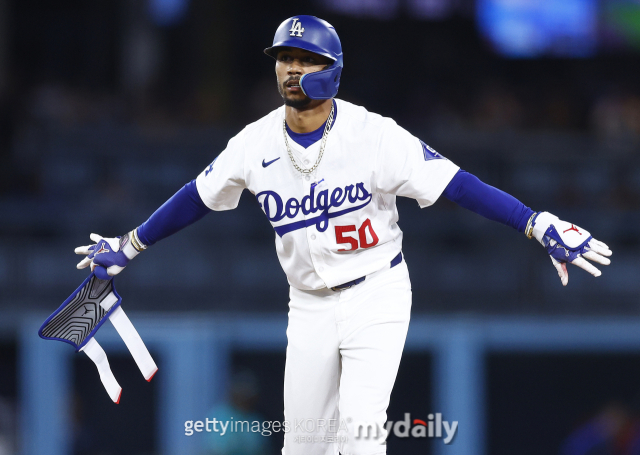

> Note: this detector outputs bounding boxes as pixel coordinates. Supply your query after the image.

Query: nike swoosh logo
[262,157,281,168]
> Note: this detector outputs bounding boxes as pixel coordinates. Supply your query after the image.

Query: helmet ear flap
[300,64,341,100]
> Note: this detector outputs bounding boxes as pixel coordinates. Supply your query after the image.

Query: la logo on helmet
[289,18,305,37]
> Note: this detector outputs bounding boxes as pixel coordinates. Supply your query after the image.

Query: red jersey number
[335,218,379,252]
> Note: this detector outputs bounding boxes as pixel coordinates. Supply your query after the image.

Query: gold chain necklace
[283,103,335,175]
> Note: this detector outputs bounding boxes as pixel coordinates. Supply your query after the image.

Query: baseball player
[74,15,612,455]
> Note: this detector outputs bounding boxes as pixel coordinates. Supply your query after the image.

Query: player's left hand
[528,212,612,286]
[75,231,142,277]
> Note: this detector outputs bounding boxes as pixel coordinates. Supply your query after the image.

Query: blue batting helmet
[264,15,343,100]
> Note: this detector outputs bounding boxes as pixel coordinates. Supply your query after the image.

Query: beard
[283,95,312,109]
[278,78,312,109]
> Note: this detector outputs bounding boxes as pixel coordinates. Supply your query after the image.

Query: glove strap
[118,228,146,261]
[130,228,147,252]
[525,212,538,239]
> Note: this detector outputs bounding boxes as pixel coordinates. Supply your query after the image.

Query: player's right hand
[75,230,144,277]
[528,212,612,286]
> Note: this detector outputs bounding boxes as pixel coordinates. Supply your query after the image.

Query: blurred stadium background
[1,0,640,454]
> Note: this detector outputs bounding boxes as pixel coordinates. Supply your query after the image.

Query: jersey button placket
[302,177,326,278]
[307,226,324,275]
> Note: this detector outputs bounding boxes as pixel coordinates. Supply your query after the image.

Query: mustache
[284,77,301,87]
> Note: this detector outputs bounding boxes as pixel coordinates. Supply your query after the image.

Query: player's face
[275,47,333,109]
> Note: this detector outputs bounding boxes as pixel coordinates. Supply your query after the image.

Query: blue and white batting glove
[526,212,612,286]
[75,230,146,277]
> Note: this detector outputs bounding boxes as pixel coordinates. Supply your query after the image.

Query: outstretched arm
[75,180,212,276]
[442,170,612,286]
[442,170,534,232]
[136,179,211,246]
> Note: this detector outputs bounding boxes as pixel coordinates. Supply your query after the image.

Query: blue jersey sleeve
[442,170,534,233]
[136,179,212,246]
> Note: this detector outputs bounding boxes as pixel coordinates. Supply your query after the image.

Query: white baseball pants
[282,260,412,455]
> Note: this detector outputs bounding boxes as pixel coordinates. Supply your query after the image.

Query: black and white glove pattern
[527,212,612,286]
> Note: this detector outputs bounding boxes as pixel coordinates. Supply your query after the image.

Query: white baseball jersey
[195,99,459,290]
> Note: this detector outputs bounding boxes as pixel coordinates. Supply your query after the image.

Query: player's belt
[331,252,403,291]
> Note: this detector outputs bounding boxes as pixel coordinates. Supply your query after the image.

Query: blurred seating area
[0,0,639,315]
[0,120,638,315]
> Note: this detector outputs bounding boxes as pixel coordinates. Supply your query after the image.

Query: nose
[287,59,303,75]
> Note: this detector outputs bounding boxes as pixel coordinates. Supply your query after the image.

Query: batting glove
[75,229,146,277]
[526,212,612,286]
